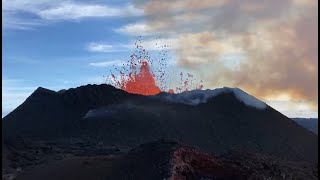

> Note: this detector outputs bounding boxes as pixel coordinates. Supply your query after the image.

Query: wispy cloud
[87,38,177,53]
[114,22,156,36]
[37,3,143,20]
[86,43,128,53]
[2,0,143,30]
[89,60,123,67]
[132,38,178,51]
[3,0,60,30]
[114,21,177,37]
[2,12,45,30]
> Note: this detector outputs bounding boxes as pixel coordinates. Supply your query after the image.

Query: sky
[2,0,318,118]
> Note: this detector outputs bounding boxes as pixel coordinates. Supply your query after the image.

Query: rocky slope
[13,140,318,180]
[2,84,318,179]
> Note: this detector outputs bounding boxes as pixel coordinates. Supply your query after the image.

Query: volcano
[2,84,318,179]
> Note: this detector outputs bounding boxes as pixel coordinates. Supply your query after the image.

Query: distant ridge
[292,118,318,135]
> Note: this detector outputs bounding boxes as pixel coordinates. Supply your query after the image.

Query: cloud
[87,38,177,53]
[114,22,155,36]
[87,43,116,53]
[86,43,128,53]
[37,3,143,20]
[89,60,123,67]
[114,21,176,36]
[132,0,228,15]
[2,0,61,29]
[132,0,295,34]
[131,0,318,113]
[266,100,318,118]
[2,12,45,30]
[129,38,178,51]
[2,1,143,30]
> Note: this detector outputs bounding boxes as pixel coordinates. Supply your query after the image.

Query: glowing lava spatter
[107,37,204,95]
[112,60,161,95]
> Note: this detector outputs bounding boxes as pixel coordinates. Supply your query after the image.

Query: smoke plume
[132,0,318,110]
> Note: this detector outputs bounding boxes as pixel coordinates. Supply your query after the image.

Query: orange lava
[108,38,204,96]
[112,60,161,95]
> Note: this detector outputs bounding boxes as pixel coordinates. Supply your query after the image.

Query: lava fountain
[114,60,161,95]
[108,38,203,95]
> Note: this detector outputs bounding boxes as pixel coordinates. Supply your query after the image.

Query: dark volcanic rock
[79,92,317,163]
[2,84,133,141]
[14,141,318,180]
[2,84,318,176]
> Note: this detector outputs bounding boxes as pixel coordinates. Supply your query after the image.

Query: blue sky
[2,0,318,118]
[2,0,143,115]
